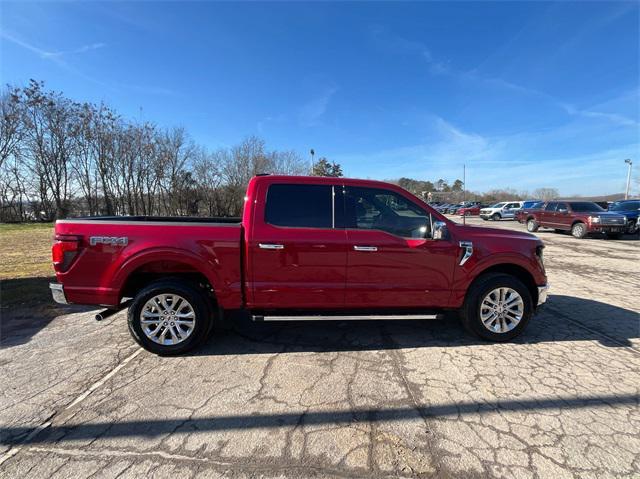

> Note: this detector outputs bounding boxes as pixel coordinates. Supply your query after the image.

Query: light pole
[310,149,315,175]
[462,164,466,225]
[624,159,632,199]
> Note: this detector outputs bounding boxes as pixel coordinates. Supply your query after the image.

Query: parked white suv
[480,201,523,221]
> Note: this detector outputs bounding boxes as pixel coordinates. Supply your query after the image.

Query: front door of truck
[249,182,347,309]
[555,202,571,230]
[541,202,559,226]
[340,185,457,309]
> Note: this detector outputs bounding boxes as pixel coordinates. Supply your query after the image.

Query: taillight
[52,236,81,272]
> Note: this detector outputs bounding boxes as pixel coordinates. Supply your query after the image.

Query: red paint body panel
[54,220,243,308]
[53,175,547,313]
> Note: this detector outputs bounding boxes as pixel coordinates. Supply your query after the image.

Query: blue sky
[1,1,638,196]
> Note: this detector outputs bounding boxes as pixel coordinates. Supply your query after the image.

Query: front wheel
[461,274,533,342]
[571,222,587,239]
[127,279,213,355]
[491,213,501,221]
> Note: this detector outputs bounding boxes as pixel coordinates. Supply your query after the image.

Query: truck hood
[453,224,541,243]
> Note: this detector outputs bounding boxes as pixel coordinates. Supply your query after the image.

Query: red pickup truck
[51,175,548,354]
[524,201,627,239]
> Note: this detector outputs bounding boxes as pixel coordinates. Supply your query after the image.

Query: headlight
[589,216,601,223]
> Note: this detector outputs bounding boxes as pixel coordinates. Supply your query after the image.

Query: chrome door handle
[353,245,378,252]
[259,243,284,250]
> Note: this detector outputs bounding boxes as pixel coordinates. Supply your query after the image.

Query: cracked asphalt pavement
[1,218,639,478]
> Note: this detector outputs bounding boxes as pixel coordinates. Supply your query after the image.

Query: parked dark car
[608,200,640,234]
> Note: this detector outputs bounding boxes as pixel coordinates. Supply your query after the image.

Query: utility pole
[310,149,315,175]
[624,159,632,199]
[462,164,466,225]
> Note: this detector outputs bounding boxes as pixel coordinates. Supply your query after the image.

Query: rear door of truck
[247,178,347,309]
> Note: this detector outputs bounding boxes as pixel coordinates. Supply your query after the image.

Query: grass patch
[0,223,54,280]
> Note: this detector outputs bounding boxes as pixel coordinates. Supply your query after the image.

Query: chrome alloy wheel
[479,287,524,333]
[140,294,196,345]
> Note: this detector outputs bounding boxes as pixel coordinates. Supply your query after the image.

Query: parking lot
[1,218,638,478]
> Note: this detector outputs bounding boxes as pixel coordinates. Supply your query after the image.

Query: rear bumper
[537,284,550,306]
[50,283,68,305]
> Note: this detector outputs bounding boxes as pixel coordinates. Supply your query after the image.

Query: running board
[252,313,443,322]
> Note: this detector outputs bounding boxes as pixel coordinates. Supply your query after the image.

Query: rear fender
[114,247,228,305]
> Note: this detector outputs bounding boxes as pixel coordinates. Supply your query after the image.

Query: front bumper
[587,225,625,233]
[50,283,68,305]
[537,284,550,306]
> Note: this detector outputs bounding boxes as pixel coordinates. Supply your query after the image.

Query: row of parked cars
[431,200,531,219]
[430,199,640,239]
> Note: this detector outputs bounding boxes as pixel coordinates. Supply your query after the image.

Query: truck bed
[54,216,244,308]
[66,215,241,224]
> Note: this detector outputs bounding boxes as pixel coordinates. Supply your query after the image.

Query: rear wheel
[526,219,539,232]
[491,213,501,221]
[571,222,587,239]
[461,274,533,342]
[127,279,213,355]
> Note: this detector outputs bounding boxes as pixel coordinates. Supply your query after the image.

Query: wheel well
[121,261,215,302]
[571,220,585,227]
[473,264,538,305]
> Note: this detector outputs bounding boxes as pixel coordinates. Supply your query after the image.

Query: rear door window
[265,184,334,228]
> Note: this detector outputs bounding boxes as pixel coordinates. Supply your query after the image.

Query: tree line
[395,177,559,204]
[0,80,310,222]
[0,80,561,222]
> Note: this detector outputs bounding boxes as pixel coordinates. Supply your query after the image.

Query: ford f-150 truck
[524,201,627,239]
[51,175,549,355]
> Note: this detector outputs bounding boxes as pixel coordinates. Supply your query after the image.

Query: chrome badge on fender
[90,236,128,247]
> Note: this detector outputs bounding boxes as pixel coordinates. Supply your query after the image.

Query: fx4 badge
[90,236,128,247]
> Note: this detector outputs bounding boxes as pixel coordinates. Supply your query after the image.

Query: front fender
[449,252,545,308]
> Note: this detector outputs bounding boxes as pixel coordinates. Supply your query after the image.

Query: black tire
[482,217,488,221]
[526,219,539,232]
[127,278,213,355]
[491,213,501,221]
[461,273,533,342]
[571,222,587,239]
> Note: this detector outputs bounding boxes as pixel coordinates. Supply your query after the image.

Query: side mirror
[433,221,448,240]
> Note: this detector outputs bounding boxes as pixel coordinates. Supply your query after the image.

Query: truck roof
[254,175,402,189]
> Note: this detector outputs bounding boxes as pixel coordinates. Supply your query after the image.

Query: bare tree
[22,80,75,219]
[0,86,24,170]
[533,187,560,201]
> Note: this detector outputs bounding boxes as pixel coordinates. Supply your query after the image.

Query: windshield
[610,201,640,211]
[569,202,605,212]
[490,202,506,208]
